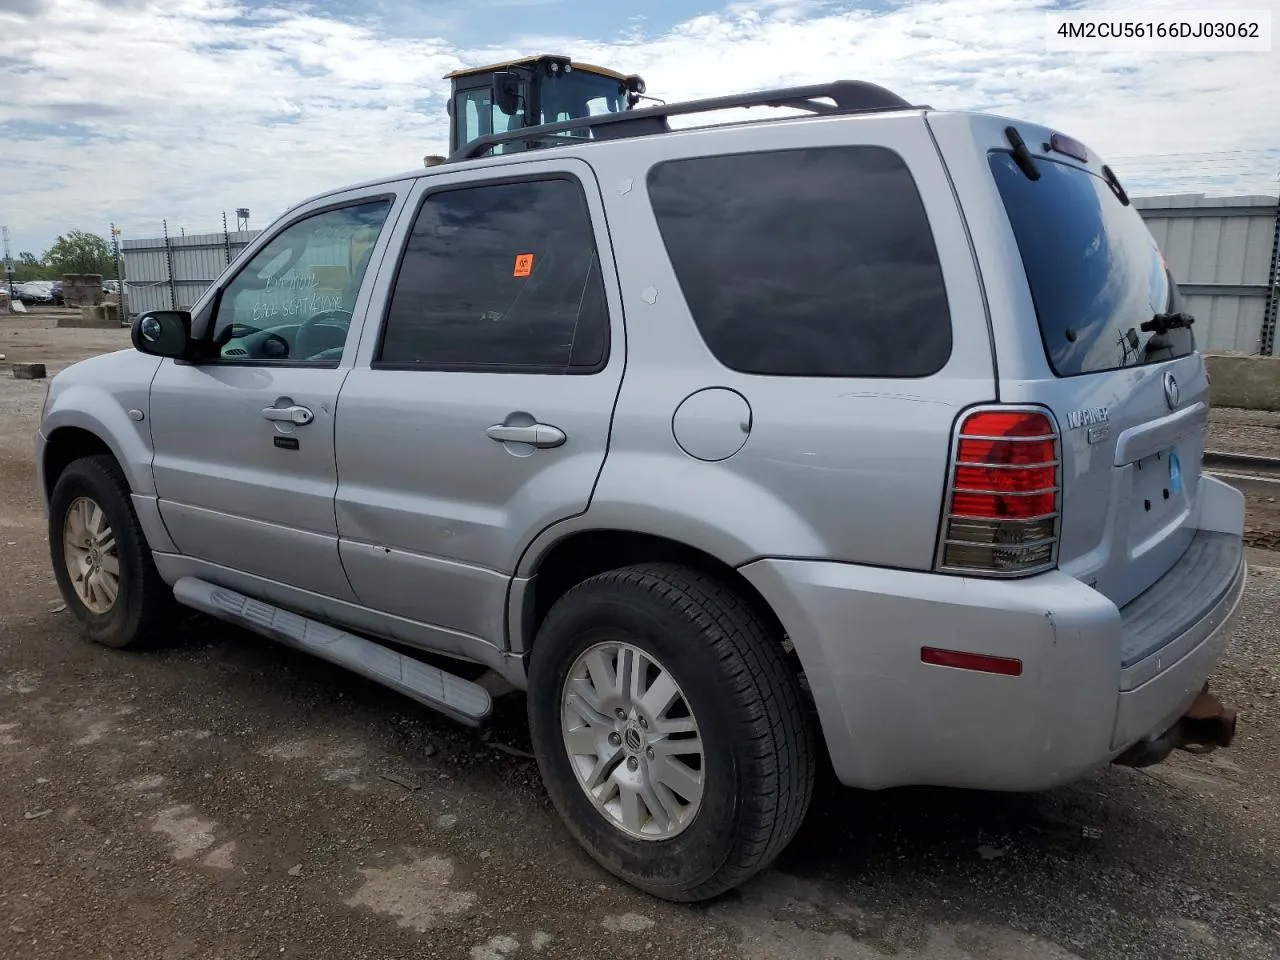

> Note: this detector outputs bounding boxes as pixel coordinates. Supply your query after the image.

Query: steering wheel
[294,309,354,361]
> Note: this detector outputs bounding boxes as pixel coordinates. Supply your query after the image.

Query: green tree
[44,230,114,279]
[9,251,50,282]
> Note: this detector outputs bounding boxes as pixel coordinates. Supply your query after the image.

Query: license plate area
[1129,442,1196,542]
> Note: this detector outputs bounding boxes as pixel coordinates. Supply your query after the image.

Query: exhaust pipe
[1174,690,1237,750]
[1113,685,1238,768]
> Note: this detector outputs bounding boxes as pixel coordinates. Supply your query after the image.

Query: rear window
[646,145,952,378]
[989,151,1193,377]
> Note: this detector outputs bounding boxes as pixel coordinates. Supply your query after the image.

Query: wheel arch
[512,527,787,655]
[41,426,119,503]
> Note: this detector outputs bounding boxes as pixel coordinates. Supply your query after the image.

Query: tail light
[936,406,1061,577]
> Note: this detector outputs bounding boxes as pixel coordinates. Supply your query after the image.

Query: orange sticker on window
[513,253,535,278]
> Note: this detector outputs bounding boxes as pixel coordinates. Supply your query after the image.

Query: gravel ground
[2,313,1279,960]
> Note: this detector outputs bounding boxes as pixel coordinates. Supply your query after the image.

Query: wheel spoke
[655,716,698,737]
[565,686,613,729]
[66,501,88,544]
[640,670,679,719]
[96,571,119,605]
[652,780,685,824]
[100,553,120,577]
[584,648,616,700]
[629,649,647,704]
[85,572,103,608]
[617,646,636,701]
[652,734,703,758]
[619,786,645,834]
[96,530,116,555]
[87,502,107,539]
[653,755,703,805]
[584,745,624,791]
[564,724,598,757]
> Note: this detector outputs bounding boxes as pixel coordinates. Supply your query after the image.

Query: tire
[526,562,816,902]
[48,454,173,649]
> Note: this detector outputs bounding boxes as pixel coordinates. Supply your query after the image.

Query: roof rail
[446,80,923,163]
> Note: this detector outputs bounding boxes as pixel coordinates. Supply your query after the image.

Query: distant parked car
[16,281,53,305]
[50,280,64,305]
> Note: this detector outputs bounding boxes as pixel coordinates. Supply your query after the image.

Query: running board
[172,577,493,726]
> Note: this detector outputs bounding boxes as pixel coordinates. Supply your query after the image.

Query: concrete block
[1205,353,1280,412]
[57,304,120,328]
[62,272,104,308]
[12,362,47,380]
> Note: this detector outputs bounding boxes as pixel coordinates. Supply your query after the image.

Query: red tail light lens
[937,407,1060,576]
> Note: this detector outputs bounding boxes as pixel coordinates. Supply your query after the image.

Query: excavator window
[451,66,629,154]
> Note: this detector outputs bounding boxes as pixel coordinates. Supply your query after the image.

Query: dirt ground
[2,312,1279,960]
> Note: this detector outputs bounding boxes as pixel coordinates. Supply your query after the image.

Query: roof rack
[446,80,923,163]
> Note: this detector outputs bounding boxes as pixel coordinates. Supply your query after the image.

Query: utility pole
[1,225,13,300]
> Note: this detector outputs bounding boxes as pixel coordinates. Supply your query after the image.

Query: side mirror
[492,71,521,116]
[131,310,193,359]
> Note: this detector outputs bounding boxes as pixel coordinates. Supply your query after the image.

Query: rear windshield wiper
[1140,311,1195,335]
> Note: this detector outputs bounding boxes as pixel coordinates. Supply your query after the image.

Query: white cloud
[0,0,1276,254]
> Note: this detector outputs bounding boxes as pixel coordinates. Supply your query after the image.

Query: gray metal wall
[1135,194,1280,355]
[121,229,262,317]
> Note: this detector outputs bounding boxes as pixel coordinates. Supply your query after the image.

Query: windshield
[453,70,627,154]
[539,70,627,131]
[989,151,1194,377]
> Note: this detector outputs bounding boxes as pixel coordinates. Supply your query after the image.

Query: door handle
[262,404,314,425]
[486,422,566,449]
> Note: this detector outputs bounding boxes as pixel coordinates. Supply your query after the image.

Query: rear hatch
[940,115,1208,616]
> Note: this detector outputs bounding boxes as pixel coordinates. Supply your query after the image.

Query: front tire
[527,563,816,902]
[48,455,173,649]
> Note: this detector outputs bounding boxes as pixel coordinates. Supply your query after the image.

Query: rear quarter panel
[537,113,999,572]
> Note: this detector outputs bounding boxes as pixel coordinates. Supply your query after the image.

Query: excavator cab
[444,54,646,157]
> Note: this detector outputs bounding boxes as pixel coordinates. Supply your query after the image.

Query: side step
[173,577,493,726]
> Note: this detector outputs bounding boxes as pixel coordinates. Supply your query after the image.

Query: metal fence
[121,225,262,317]
[1134,193,1280,355]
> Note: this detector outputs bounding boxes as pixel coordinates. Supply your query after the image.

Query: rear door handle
[486,422,566,449]
[262,404,314,425]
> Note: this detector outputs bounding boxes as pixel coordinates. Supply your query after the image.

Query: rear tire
[48,455,173,649]
[527,562,815,902]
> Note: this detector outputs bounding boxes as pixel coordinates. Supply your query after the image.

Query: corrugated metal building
[1134,193,1280,355]
[121,229,262,317]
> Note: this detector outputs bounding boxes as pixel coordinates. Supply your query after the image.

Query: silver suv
[36,80,1247,902]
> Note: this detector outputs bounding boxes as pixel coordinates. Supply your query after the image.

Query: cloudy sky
[0,0,1276,256]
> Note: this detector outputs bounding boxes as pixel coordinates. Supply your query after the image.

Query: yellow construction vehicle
[444,54,646,158]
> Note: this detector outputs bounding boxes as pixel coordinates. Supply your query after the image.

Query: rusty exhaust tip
[1174,693,1239,752]
[1218,707,1238,748]
[1185,691,1224,721]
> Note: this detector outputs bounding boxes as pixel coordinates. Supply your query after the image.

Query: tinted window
[989,152,1193,377]
[646,146,952,378]
[211,199,392,363]
[378,178,608,371]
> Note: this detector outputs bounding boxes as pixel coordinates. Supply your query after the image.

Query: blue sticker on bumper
[1169,451,1182,495]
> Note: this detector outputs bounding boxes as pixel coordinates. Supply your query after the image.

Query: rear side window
[377,177,608,372]
[646,145,952,378]
[989,152,1193,377]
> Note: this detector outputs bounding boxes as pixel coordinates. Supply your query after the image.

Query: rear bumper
[739,483,1247,792]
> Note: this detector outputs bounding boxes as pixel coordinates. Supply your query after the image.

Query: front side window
[210,198,393,363]
[647,145,953,378]
[377,177,608,372]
